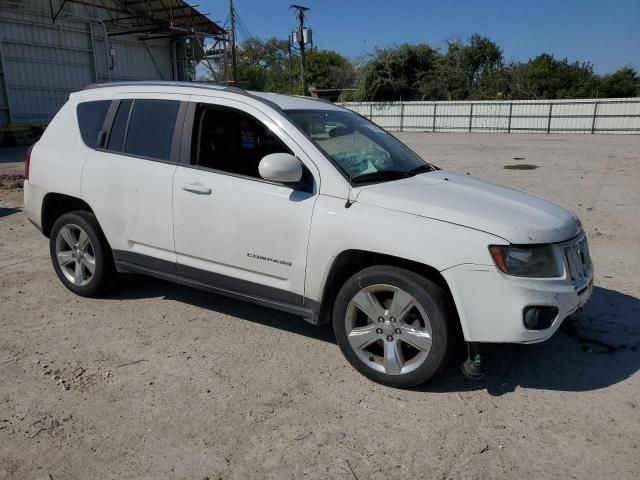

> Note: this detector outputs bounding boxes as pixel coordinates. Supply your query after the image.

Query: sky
[200,0,640,74]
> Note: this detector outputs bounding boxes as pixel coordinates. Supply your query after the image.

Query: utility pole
[223,37,228,82]
[291,4,309,95]
[287,40,293,94]
[229,0,237,83]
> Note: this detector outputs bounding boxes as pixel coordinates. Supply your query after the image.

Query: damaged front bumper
[442,263,594,344]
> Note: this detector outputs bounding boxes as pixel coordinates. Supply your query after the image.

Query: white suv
[23,82,593,387]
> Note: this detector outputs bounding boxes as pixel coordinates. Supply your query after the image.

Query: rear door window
[125,100,180,161]
[77,100,110,148]
[105,99,180,161]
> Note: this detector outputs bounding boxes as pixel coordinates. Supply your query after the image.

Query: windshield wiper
[407,164,433,175]
[351,164,434,184]
[350,170,409,184]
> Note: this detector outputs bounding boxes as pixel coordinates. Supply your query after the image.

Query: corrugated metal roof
[57,0,225,37]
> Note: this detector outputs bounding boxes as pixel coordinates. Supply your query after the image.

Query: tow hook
[461,342,484,380]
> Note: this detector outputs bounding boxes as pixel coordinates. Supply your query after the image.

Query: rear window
[77,100,110,148]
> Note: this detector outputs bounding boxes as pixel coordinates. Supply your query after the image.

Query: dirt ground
[1,133,639,480]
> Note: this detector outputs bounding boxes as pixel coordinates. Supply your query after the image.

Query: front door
[172,97,319,306]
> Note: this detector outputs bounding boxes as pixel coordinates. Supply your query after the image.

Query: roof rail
[82,80,285,112]
[83,80,244,93]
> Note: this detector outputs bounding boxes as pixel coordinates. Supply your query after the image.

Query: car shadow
[110,274,336,344]
[107,278,639,395]
[0,207,20,218]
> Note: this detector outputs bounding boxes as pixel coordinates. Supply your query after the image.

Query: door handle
[182,182,212,195]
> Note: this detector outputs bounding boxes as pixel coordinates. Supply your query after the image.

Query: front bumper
[442,248,593,344]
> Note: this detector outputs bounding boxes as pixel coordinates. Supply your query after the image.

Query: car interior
[191,105,290,178]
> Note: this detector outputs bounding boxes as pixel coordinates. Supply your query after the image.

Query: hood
[354,170,581,244]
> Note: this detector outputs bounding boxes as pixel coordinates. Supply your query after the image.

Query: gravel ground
[1,133,639,480]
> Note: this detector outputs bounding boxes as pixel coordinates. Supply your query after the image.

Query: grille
[564,237,592,283]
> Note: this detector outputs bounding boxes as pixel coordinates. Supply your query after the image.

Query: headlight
[489,244,560,277]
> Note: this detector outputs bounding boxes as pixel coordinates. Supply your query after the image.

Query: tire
[49,210,114,297]
[332,266,451,388]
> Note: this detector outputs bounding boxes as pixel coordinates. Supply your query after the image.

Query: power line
[233,9,254,40]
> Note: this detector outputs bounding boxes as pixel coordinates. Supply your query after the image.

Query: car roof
[82,81,345,112]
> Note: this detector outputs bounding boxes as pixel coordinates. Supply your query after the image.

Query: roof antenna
[345,180,354,208]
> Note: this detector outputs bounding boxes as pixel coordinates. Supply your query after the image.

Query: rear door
[82,93,187,269]
[172,96,319,306]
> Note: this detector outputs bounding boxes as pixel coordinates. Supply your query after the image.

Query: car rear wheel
[333,266,451,388]
[49,211,113,297]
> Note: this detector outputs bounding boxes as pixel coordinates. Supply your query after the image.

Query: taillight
[25,144,34,181]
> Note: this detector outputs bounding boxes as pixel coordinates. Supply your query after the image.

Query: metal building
[0,0,226,139]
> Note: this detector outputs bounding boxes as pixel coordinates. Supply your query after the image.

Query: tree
[232,39,355,95]
[597,67,640,98]
[356,35,503,101]
[217,34,638,101]
[235,37,290,92]
[436,34,503,100]
[304,49,355,91]
[521,54,598,98]
[356,43,440,101]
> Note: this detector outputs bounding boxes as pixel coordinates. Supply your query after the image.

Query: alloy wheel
[344,284,432,375]
[55,224,96,287]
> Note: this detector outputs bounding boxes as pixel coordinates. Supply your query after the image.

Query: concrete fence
[340,98,640,134]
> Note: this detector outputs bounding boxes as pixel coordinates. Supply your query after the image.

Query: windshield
[284,109,434,184]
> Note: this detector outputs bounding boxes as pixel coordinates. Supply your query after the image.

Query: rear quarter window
[76,100,111,148]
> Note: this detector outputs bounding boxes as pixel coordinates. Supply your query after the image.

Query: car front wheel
[333,266,451,388]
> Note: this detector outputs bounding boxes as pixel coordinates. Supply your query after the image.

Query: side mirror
[259,153,303,184]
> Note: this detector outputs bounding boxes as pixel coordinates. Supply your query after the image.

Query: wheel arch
[41,192,94,238]
[317,249,461,333]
